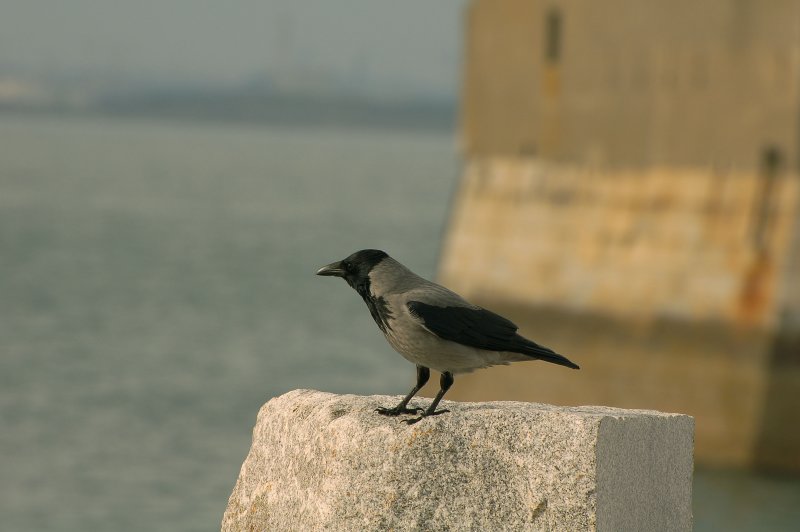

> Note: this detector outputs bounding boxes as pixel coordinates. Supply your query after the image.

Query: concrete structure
[222,390,694,531]
[439,0,800,470]
[462,0,800,170]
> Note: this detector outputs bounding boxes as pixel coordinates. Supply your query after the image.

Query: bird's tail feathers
[513,335,580,369]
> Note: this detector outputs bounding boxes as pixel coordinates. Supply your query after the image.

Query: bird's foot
[402,409,451,425]
[375,405,422,416]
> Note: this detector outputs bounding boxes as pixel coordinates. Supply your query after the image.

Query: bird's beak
[316,261,346,277]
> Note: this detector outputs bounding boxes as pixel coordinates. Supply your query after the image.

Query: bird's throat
[354,282,393,333]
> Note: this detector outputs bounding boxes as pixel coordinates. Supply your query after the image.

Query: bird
[316,249,579,423]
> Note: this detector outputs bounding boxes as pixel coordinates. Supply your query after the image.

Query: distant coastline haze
[0,0,467,125]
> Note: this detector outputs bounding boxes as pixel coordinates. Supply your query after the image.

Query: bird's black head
[316,249,389,291]
[317,249,393,332]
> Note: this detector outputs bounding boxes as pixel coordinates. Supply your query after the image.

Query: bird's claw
[402,409,451,425]
[375,406,422,416]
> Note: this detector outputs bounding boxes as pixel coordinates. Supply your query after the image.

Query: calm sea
[1,115,797,531]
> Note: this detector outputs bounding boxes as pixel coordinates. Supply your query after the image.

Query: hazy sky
[0,0,468,98]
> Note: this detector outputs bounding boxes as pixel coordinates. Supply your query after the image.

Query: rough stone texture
[222,389,693,531]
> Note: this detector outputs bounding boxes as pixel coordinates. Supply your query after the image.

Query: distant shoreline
[0,92,457,133]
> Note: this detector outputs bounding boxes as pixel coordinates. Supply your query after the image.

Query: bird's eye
[341,261,352,272]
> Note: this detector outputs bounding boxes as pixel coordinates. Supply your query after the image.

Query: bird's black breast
[355,282,393,333]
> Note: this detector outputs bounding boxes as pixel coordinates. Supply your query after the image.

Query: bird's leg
[375,365,430,416]
[404,372,454,425]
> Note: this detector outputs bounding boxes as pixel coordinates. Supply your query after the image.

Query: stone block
[222,390,693,531]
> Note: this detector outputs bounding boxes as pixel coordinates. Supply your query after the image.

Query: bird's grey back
[369,257,474,309]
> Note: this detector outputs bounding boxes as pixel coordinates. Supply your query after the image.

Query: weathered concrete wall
[222,390,694,532]
[448,0,800,472]
[437,159,800,470]
[440,159,799,329]
[463,0,800,170]
[780,202,800,329]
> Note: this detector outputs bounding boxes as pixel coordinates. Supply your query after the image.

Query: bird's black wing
[407,301,520,352]
[407,301,579,369]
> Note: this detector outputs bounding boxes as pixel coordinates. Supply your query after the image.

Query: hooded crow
[317,249,579,423]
